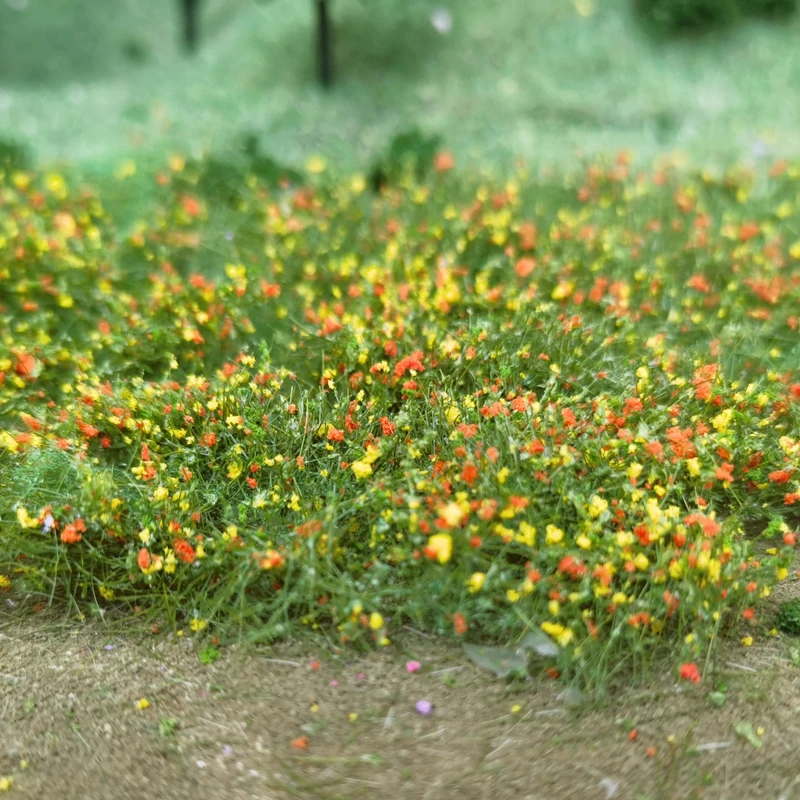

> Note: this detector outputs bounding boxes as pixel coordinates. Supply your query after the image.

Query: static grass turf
[2,0,800,174]
[1,153,800,688]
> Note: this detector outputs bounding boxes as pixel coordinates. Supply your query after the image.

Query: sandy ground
[3,605,800,800]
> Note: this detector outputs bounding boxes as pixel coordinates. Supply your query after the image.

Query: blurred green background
[1,0,799,174]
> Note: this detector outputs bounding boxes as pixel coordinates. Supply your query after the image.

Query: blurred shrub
[742,0,797,16]
[0,139,30,171]
[636,0,795,34]
[369,128,442,190]
[636,0,739,34]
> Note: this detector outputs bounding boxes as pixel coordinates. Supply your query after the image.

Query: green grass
[2,0,800,175]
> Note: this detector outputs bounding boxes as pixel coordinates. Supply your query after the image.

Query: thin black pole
[182,0,200,51]
[316,0,333,88]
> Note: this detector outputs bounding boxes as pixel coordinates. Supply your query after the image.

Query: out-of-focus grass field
[1,0,800,175]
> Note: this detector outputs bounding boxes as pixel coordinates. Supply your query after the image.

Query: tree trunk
[182,0,200,51]
[316,0,333,88]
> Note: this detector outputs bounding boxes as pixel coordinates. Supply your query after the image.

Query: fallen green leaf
[517,629,559,658]
[734,722,763,749]
[463,643,528,678]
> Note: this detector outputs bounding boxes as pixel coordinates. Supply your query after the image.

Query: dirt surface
[2,609,800,800]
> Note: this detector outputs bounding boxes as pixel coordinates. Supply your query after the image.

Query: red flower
[768,469,792,485]
[461,463,479,486]
[393,351,425,379]
[173,538,196,564]
[679,663,701,683]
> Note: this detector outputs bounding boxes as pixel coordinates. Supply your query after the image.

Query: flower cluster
[1,153,799,680]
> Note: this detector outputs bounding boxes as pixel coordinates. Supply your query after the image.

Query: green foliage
[742,0,797,15]
[199,646,221,665]
[636,0,796,33]
[777,599,800,634]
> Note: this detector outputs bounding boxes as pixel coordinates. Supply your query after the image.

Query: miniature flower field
[1,153,799,685]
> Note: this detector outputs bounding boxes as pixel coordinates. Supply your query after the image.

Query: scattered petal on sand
[415,699,433,716]
[406,660,422,673]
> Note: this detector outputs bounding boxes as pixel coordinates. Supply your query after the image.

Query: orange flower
[291,735,309,750]
[514,257,536,279]
[715,462,734,482]
[769,469,792,485]
[60,524,82,545]
[453,612,468,635]
[14,351,36,377]
[434,151,455,173]
[137,548,151,571]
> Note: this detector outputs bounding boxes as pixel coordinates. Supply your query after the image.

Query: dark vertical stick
[182,0,200,51]
[316,0,333,88]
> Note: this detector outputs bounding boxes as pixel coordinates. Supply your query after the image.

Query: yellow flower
[588,495,608,518]
[306,154,327,174]
[227,462,243,480]
[741,636,753,647]
[541,622,573,647]
[427,533,453,564]
[351,460,373,480]
[711,409,733,433]
[369,612,384,630]
[0,431,19,453]
[137,698,150,710]
[190,618,207,632]
[439,502,465,528]
[515,521,536,547]
[468,572,486,593]
[497,467,510,484]
[634,553,649,571]
[511,704,522,714]
[545,524,564,545]
[576,534,591,550]
[506,589,520,603]
[445,405,461,424]
[16,506,36,528]
[0,777,13,792]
